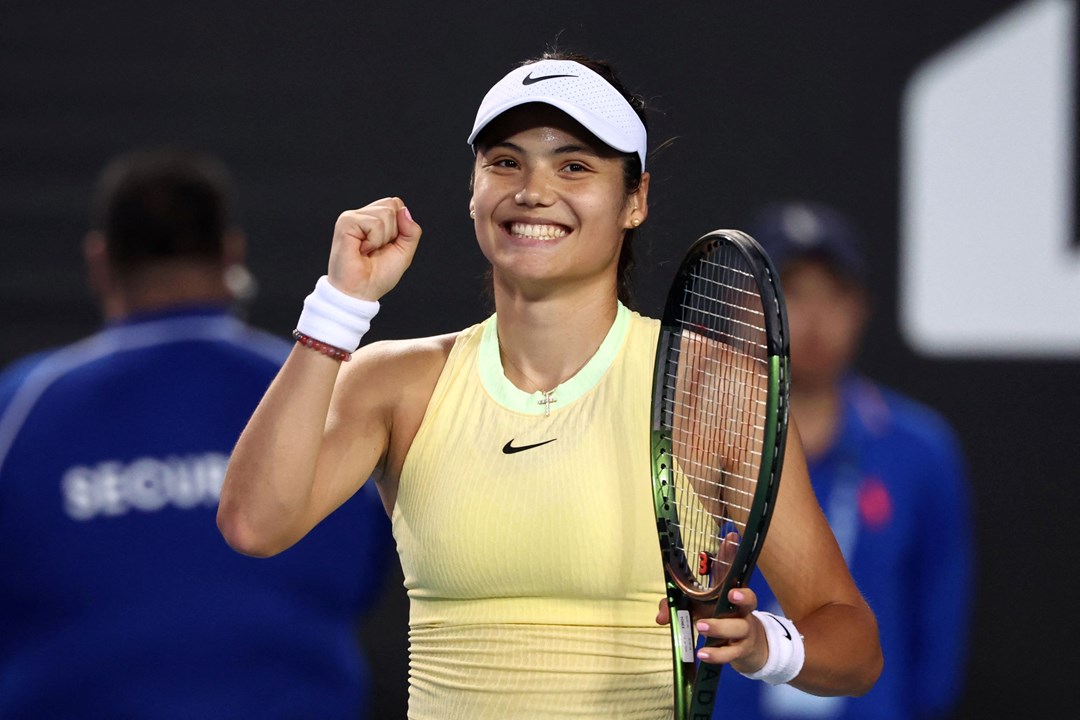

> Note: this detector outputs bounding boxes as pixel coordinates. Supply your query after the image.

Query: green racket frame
[649,229,790,719]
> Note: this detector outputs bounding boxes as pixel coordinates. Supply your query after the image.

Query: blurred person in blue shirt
[719,201,973,720]
[0,147,394,720]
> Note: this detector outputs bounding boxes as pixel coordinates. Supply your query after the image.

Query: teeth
[508,222,568,240]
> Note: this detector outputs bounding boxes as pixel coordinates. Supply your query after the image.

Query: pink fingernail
[403,206,413,222]
[697,650,709,660]
[731,590,744,602]
[696,621,709,632]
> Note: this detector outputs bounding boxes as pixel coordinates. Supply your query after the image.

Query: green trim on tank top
[478,302,630,416]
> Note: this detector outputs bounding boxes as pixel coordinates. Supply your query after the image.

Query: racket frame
[649,229,790,719]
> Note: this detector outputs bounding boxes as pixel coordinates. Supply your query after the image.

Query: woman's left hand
[656,588,769,673]
[694,588,769,672]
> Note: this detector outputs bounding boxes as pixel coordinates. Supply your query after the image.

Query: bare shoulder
[353,332,458,376]
[334,332,459,507]
[337,332,458,413]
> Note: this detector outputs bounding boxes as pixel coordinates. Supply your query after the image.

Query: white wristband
[742,611,805,686]
[296,276,380,351]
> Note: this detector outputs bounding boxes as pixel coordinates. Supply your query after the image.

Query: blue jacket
[0,307,393,720]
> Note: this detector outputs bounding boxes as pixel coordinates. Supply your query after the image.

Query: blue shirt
[0,307,393,720]
[716,376,973,720]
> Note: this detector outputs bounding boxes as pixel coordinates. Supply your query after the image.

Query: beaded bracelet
[292,329,352,362]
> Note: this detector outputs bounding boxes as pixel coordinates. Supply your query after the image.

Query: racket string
[663,246,769,592]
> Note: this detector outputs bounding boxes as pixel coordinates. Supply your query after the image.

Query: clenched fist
[327,197,422,301]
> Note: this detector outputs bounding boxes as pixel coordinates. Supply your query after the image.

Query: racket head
[650,229,790,604]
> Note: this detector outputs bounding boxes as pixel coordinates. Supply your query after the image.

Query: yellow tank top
[394,303,673,719]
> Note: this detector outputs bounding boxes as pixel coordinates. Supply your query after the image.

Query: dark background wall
[2,2,1075,717]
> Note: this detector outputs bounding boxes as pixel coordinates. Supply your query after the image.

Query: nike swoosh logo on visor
[502,438,557,454]
[521,72,577,85]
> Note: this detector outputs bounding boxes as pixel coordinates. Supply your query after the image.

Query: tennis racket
[650,229,790,719]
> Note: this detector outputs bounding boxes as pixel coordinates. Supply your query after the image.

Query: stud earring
[470,210,476,220]
[631,217,641,227]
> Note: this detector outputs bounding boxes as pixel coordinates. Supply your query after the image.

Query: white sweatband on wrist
[742,611,805,686]
[296,276,380,351]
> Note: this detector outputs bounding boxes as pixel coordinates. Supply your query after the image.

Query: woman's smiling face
[470,104,648,299]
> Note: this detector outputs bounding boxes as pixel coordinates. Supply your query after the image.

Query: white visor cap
[467,59,648,172]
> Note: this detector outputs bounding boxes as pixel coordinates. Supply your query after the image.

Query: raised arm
[217,198,422,557]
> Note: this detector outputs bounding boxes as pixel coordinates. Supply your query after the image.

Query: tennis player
[219,52,882,719]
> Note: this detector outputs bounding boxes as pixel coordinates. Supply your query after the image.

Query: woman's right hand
[327,197,422,301]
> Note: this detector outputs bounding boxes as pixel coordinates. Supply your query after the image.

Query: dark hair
[91,147,234,277]
[533,51,647,308]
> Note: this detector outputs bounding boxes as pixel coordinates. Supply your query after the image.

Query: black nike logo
[502,438,557,454]
[768,614,792,640]
[522,72,577,85]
